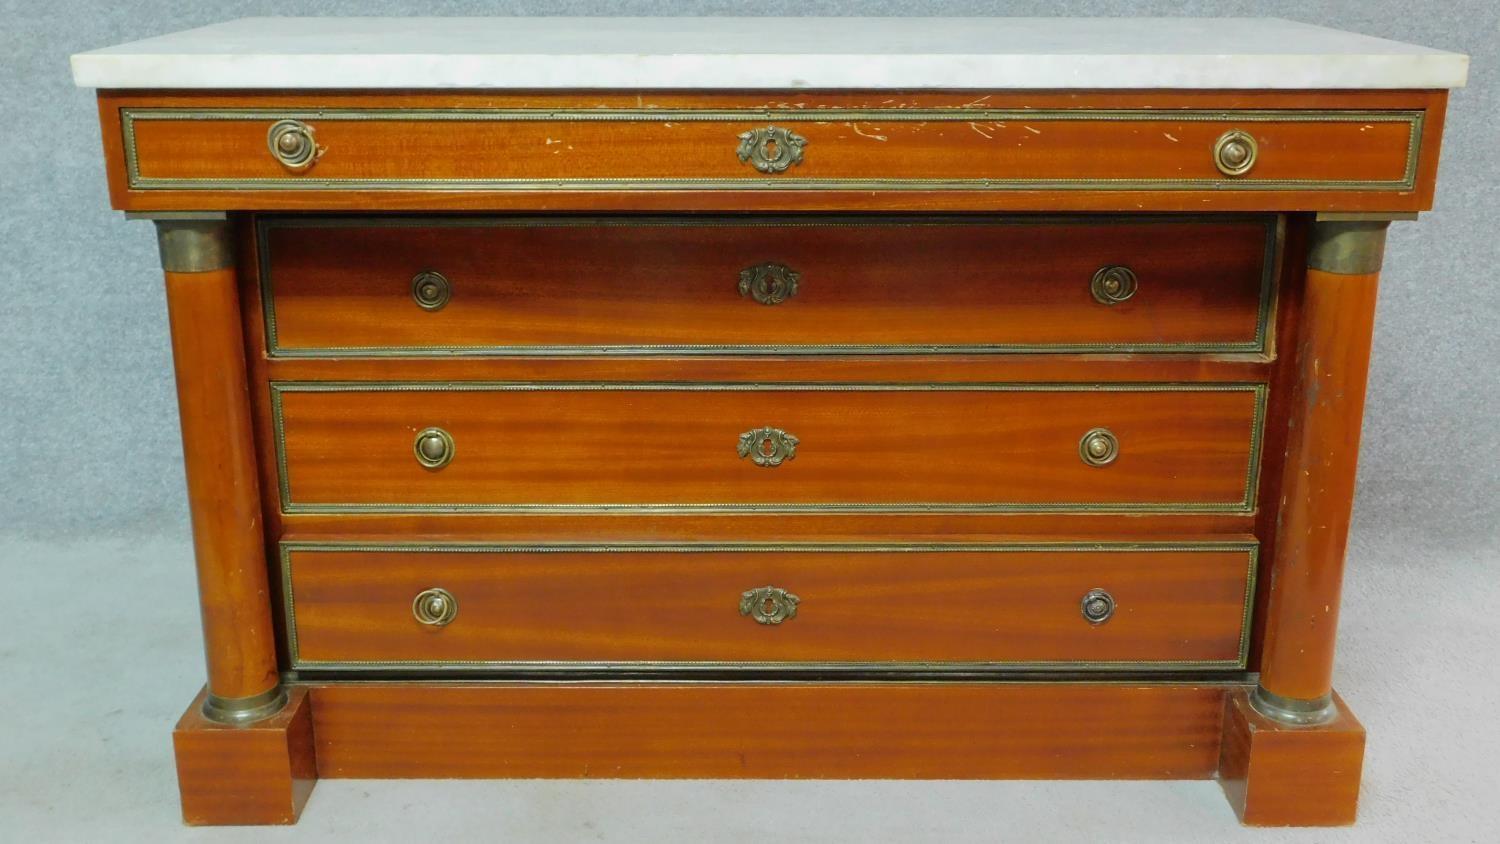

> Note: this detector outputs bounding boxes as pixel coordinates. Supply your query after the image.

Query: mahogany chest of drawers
[72,17,1468,828]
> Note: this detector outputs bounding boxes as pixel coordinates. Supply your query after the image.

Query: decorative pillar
[1252,216,1393,725]
[149,213,283,724]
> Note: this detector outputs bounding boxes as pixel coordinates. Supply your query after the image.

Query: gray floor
[2,527,1495,842]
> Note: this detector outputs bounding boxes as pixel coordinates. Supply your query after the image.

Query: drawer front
[271,383,1265,514]
[125,107,1420,193]
[282,541,1256,672]
[259,216,1276,356]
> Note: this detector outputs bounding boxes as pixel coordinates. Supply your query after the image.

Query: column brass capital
[1307,219,1391,275]
[145,215,234,273]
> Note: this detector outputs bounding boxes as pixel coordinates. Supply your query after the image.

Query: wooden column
[1253,218,1391,724]
[153,214,283,723]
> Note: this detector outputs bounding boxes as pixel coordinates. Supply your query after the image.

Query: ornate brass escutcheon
[738,262,801,305]
[738,426,799,467]
[740,585,800,625]
[736,125,807,173]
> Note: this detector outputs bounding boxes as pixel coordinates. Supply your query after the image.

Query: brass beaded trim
[279,540,1258,674]
[269,381,1267,516]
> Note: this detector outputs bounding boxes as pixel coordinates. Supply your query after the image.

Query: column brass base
[202,685,289,727]
[1248,685,1337,727]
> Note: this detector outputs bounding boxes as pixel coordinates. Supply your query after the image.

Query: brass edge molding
[1314,212,1419,222]
[153,218,234,273]
[255,214,1279,358]
[268,381,1267,516]
[279,540,1257,674]
[1307,220,1391,275]
[123,108,1422,192]
[283,673,1260,686]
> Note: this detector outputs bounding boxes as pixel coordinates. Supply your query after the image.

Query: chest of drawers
[72,16,1467,828]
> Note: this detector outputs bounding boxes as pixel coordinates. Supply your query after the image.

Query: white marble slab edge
[71,17,1470,90]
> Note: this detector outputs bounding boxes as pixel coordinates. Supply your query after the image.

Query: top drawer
[123,106,1422,194]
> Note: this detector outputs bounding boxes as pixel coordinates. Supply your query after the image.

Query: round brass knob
[411,270,451,311]
[1090,266,1138,305]
[1079,428,1119,467]
[1080,588,1116,625]
[1213,129,1258,177]
[266,119,318,171]
[413,427,455,469]
[412,587,458,627]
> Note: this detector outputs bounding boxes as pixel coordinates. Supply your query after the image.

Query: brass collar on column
[137,214,234,273]
[1307,220,1391,275]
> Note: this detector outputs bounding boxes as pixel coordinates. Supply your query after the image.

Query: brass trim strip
[279,540,1258,674]
[122,107,1423,192]
[283,672,1262,686]
[255,213,1281,359]
[269,381,1267,516]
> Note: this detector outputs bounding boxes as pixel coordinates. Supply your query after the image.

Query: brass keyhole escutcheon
[740,585,800,625]
[738,426,798,467]
[736,126,807,174]
[738,262,800,305]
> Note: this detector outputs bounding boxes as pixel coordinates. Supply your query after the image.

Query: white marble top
[70,17,1468,91]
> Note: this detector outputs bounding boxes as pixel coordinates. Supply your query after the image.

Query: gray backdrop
[2,0,1495,545]
[2,3,1497,841]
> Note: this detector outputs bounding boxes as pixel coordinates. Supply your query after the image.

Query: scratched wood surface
[98,89,1446,212]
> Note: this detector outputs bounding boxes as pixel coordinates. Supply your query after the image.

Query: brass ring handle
[740,585,800,625]
[412,587,458,627]
[736,125,806,174]
[1080,588,1116,625]
[413,427,455,469]
[1213,129,1258,177]
[267,119,319,172]
[739,262,800,305]
[1079,428,1119,467]
[1090,266,1138,305]
[411,270,451,311]
[738,427,798,467]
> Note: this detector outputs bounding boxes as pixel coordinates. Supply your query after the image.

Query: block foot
[173,685,316,825]
[1217,687,1365,826]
